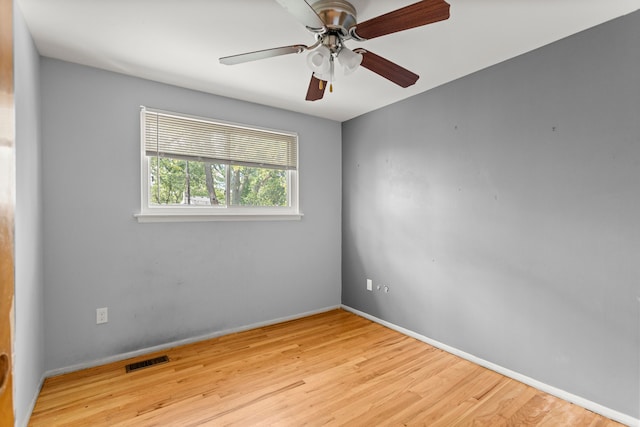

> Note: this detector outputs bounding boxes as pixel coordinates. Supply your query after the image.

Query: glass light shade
[313,71,338,83]
[306,45,331,74]
[337,47,362,75]
[313,72,329,81]
[314,56,336,82]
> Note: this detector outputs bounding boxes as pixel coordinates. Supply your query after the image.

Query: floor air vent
[125,355,169,373]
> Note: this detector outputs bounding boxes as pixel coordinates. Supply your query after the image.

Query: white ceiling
[17,0,640,122]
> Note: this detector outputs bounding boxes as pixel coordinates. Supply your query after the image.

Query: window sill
[134,211,304,223]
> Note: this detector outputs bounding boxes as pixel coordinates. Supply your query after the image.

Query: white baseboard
[44,305,341,378]
[20,372,46,427]
[341,304,639,427]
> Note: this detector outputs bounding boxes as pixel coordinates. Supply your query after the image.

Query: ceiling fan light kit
[219,0,450,101]
[337,47,363,75]
[306,44,332,74]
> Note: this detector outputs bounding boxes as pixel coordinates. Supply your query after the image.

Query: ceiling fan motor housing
[311,0,357,36]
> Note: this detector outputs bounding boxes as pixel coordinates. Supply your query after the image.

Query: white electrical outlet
[96,307,108,324]
[366,279,373,291]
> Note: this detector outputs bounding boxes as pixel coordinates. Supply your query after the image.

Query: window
[136,107,300,222]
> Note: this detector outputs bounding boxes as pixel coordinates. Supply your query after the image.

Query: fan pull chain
[329,57,334,93]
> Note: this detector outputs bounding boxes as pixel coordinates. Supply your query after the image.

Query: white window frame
[135,107,302,223]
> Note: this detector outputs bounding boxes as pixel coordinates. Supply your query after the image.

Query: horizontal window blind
[143,108,297,170]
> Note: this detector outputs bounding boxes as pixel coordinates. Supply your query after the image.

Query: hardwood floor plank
[28,309,625,426]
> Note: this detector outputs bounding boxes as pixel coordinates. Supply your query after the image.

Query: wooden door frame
[0,0,15,423]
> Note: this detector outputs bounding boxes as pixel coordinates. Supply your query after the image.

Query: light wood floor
[30,309,623,426]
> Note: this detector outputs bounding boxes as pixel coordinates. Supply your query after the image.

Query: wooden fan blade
[305,75,327,101]
[220,44,306,65]
[352,0,450,40]
[274,0,326,32]
[354,49,419,88]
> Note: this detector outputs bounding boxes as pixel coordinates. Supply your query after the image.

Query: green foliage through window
[149,157,288,207]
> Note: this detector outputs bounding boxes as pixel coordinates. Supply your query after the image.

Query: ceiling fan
[219,0,450,101]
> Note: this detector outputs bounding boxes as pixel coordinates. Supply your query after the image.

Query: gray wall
[342,11,640,418]
[14,3,44,426]
[41,59,342,371]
